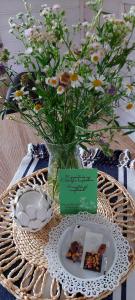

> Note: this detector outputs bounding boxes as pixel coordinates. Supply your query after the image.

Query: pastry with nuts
[66,241,83,263]
[83,243,106,272]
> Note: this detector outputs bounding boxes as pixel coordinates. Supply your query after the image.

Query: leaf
[102,11,111,15]
[114,119,120,127]
[123,131,134,135]
[79,143,89,153]
[0,110,6,120]
[128,122,135,127]
[109,48,133,68]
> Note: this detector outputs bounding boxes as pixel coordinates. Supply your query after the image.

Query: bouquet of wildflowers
[0,0,135,151]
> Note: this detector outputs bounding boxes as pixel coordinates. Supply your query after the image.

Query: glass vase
[45,141,82,203]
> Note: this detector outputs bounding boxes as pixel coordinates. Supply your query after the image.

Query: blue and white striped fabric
[1,144,135,300]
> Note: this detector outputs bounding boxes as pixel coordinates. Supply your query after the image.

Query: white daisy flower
[24,28,33,38]
[16,12,24,19]
[82,21,89,27]
[8,17,14,25]
[90,42,102,51]
[52,24,57,30]
[9,29,13,34]
[57,86,65,95]
[34,103,43,113]
[126,21,132,31]
[40,7,51,16]
[45,78,51,85]
[129,6,135,17]
[52,4,61,11]
[12,87,29,101]
[10,23,17,29]
[25,47,33,55]
[38,47,43,54]
[32,87,36,91]
[87,75,105,92]
[35,79,40,85]
[50,77,59,87]
[91,51,103,64]
[43,65,49,73]
[103,14,115,21]
[86,31,91,38]
[69,73,83,88]
[46,77,59,87]
[125,83,135,96]
[72,24,78,30]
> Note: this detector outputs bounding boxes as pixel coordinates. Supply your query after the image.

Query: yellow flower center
[70,73,79,82]
[15,90,24,97]
[34,103,42,111]
[92,79,102,87]
[60,72,70,85]
[51,79,57,85]
[58,86,63,92]
[126,103,134,110]
[21,74,29,84]
[127,84,133,91]
[93,55,99,62]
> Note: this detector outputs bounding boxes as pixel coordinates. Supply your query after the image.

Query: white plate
[58,223,116,280]
[44,213,130,297]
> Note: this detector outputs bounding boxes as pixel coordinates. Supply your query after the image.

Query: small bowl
[12,185,53,232]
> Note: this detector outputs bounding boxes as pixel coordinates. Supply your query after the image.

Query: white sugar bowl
[12,185,53,232]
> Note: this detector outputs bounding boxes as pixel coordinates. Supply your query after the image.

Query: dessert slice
[83,244,106,272]
[66,241,83,262]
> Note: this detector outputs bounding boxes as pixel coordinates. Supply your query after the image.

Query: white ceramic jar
[12,185,53,232]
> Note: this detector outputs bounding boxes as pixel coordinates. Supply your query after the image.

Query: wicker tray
[0,168,135,300]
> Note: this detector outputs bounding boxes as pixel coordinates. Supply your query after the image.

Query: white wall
[1,0,134,60]
[0,0,84,56]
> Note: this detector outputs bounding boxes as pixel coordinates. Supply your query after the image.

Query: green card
[59,169,97,215]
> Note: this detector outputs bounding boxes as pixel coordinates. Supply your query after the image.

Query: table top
[0,168,135,300]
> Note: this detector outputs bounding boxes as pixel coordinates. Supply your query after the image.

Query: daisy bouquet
[1,0,135,149]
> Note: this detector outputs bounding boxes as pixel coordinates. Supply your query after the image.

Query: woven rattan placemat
[0,169,135,300]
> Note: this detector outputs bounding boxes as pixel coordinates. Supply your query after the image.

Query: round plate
[0,168,134,300]
[58,223,116,280]
[44,213,130,298]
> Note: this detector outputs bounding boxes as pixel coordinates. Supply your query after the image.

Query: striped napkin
[1,144,135,300]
